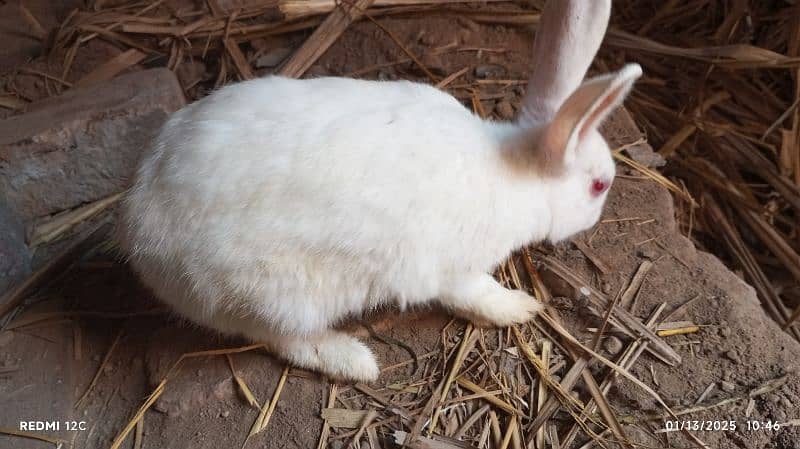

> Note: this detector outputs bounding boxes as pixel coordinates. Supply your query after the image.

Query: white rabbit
[119,0,640,381]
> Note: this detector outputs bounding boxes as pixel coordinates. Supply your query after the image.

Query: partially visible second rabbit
[119,0,639,381]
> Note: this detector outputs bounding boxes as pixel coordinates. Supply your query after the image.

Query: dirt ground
[1,4,799,449]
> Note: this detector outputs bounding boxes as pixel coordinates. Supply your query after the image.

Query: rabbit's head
[511,0,641,242]
[534,64,642,242]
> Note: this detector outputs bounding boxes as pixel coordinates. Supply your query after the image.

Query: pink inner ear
[579,83,628,141]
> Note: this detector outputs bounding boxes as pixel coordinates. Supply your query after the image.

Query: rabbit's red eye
[591,179,610,196]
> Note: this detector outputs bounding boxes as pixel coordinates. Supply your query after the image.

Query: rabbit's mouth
[547,203,605,244]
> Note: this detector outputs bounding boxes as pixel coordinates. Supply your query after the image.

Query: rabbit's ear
[539,64,642,168]
[520,0,612,125]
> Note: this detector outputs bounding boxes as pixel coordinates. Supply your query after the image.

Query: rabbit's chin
[548,209,603,243]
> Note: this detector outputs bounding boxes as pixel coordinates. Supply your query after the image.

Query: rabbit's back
[120,76,515,334]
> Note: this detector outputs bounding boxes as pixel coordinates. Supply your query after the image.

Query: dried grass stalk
[278,0,376,78]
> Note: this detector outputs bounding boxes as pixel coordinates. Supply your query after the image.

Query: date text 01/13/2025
[663,420,783,432]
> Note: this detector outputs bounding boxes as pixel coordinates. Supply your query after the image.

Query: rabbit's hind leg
[210,311,380,382]
[268,331,380,382]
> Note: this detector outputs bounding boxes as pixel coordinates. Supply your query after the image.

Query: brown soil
[1,5,799,449]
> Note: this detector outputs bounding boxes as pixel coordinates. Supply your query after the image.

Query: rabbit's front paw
[442,275,542,328]
[477,289,542,327]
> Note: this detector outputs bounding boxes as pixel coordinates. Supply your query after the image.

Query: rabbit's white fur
[119,65,639,381]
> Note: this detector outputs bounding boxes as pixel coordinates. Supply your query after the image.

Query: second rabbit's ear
[519,0,612,125]
[539,64,642,168]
